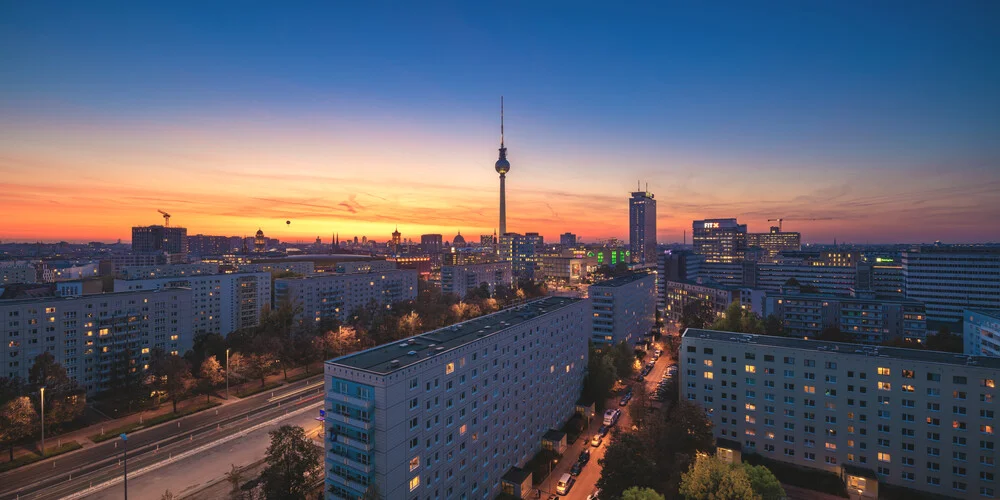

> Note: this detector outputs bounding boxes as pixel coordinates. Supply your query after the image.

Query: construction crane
[158,210,171,227]
[767,218,783,231]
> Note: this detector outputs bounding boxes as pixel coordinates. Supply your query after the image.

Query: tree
[198,356,225,403]
[817,326,854,343]
[628,381,650,429]
[610,341,636,380]
[679,454,757,500]
[26,353,85,432]
[763,315,784,337]
[743,464,785,500]
[224,463,244,499]
[361,483,382,500]
[596,432,660,499]
[623,487,666,500]
[184,332,227,375]
[243,353,273,388]
[582,345,617,411]
[160,490,176,500]
[679,300,714,331]
[397,311,423,338]
[149,349,193,412]
[925,329,963,353]
[227,352,248,383]
[261,425,321,499]
[0,377,34,461]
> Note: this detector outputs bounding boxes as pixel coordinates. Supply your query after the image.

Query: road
[0,376,325,500]
[536,342,676,499]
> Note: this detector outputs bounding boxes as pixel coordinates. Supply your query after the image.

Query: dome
[255,229,264,237]
[453,232,466,247]
[495,158,510,174]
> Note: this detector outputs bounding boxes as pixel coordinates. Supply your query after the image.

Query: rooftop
[327,296,581,375]
[968,309,1000,320]
[591,272,654,288]
[682,328,1000,369]
[0,287,189,306]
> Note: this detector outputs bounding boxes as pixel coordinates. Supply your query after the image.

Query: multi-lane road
[0,376,325,500]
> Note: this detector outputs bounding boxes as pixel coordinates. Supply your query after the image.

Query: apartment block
[0,288,192,395]
[441,262,512,298]
[238,261,316,275]
[681,329,1000,499]
[337,260,398,275]
[275,270,418,327]
[0,262,38,285]
[966,309,1000,357]
[114,272,270,337]
[323,297,589,499]
[119,263,220,280]
[903,246,1000,324]
[590,272,656,348]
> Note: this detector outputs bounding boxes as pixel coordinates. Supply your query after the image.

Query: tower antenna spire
[500,96,504,147]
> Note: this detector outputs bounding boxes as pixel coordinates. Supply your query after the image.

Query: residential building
[337,260,397,275]
[559,233,578,247]
[756,262,856,295]
[0,262,38,285]
[663,279,753,325]
[764,287,927,343]
[681,329,1000,499]
[0,288,192,395]
[119,263,220,279]
[538,256,586,284]
[237,261,316,275]
[499,233,540,279]
[114,272,270,337]
[629,189,657,265]
[856,259,904,299]
[658,250,704,316]
[747,226,801,260]
[590,272,656,348]
[421,234,443,254]
[187,234,234,256]
[323,297,589,500]
[965,309,1000,357]
[275,270,418,326]
[693,219,747,263]
[903,246,1000,324]
[441,262,513,298]
[132,225,188,255]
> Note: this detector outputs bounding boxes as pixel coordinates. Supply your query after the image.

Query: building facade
[559,233,577,247]
[629,190,657,266]
[856,260,905,299]
[337,260,397,275]
[902,246,1000,324]
[537,256,586,284]
[658,250,704,316]
[681,329,1000,499]
[756,263,857,295]
[114,272,270,337]
[132,225,188,255]
[441,262,513,298]
[499,233,540,279]
[119,263,220,280]
[421,234,443,255]
[747,226,801,260]
[0,262,38,285]
[323,297,589,500]
[275,270,418,326]
[965,309,1000,357]
[692,219,747,263]
[0,288,192,395]
[663,279,747,325]
[764,288,927,344]
[590,272,657,348]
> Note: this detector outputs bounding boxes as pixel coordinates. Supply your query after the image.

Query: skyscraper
[132,224,188,255]
[495,97,510,235]
[692,218,747,263]
[629,187,657,265]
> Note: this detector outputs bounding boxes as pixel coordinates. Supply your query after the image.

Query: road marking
[267,381,323,402]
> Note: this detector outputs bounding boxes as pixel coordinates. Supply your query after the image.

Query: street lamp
[121,433,129,499]
[225,348,230,400]
[39,387,45,456]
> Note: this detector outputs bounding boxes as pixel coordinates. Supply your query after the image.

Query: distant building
[0,262,38,285]
[115,272,270,337]
[420,234,443,254]
[658,250,704,316]
[110,252,172,270]
[391,227,402,254]
[746,226,801,260]
[479,233,497,252]
[120,263,220,279]
[441,262,512,298]
[336,260,396,274]
[764,287,927,343]
[629,190,657,265]
[692,218,747,263]
[238,261,316,275]
[856,259,904,299]
[902,246,1000,323]
[964,309,1000,357]
[132,225,188,255]
[538,256,587,284]
[452,232,467,249]
[663,278,760,325]
[499,233,541,279]
[560,232,578,247]
[323,297,589,500]
[187,234,234,256]
[755,262,857,295]
[0,288,192,395]
[254,229,267,253]
[590,272,656,348]
[275,269,418,326]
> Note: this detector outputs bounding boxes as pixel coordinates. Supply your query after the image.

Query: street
[536,341,675,499]
[0,376,324,500]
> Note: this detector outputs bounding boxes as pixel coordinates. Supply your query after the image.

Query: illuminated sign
[704,222,720,229]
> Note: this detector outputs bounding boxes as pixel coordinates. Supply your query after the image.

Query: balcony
[331,432,372,452]
[327,392,374,408]
[327,411,373,430]
[327,469,370,494]
[327,450,372,474]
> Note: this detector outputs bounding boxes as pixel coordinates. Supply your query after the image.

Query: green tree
[198,356,225,403]
[243,353,273,388]
[679,454,757,500]
[628,381,650,429]
[148,349,192,412]
[610,341,636,380]
[582,345,617,411]
[27,353,85,432]
[224,463,244,499]
[261,425,321,499]
[742,464,785,500]
[361,483,382,500]
[925,329,963,353]
[0,377,34,461]
[596,432,660,498]
[623,486,666,500]
[679,300,714,331]
[763,315,784,337]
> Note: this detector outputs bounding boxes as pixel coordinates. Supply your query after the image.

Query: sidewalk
[1,363,322,465]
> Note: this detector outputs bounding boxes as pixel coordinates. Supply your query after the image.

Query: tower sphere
[495,157,510,174]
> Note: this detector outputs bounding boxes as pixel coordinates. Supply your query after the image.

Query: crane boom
[157,210,171,226]
[767,218,783,231]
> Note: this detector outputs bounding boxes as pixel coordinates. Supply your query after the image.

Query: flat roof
[327,296,581,375]
[968,309,1000,320]
[769,290,924,305]
[0,287,189,306]
[591,272,654,288]
[682,328,1000,370]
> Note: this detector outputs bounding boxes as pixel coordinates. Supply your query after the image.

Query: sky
[1,2,998,245]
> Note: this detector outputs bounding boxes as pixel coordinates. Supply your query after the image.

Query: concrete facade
[275,270,418,326]
[441,262,512,298]
[965,309,1000,357]
[590,272,656,347]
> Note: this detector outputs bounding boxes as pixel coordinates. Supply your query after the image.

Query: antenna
[500,96,504,147]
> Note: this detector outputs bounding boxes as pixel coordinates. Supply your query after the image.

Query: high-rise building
[420,234,443,254]
[254,229,266,253]
[132,225,188,255]
[856,259,904,299]
[663,278,757,325]
[692,218,747,263]
[275,270,418,326]
[964,309,1000,357]
[0,288,192,395]
[657,250,704,316]
[494,97,511,235]
[763,287,927,343]
[590,272,657,348]
[629,189,657,266]
[560,232,578,247]
[187,234,233,256]
[902,246,1000,324]
[746,226,801,260]
[115,272,271,337]
[323,297,589,500]
[391,227,402,254]
[681,329,1000,499]
[499,233,540,279]
[441,262,512,298]
[119,263,220,279]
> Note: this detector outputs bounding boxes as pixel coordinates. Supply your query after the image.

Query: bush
[285,370,320,383]
[0,441,82,472]
[235,381,283,398]
[742,453,848,497]
[90,401,221,442]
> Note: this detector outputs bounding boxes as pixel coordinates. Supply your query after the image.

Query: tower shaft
[499,174,507,235]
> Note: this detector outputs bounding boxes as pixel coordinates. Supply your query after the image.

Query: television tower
[495,97,510,235]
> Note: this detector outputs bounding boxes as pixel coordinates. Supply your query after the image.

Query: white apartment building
[114,272,270,337]
[276,270,418,327]
[756,263,857,295]
[966,309,1000,357]
[441,262,512,298]
[238,261,316,275]
[903,246,1000,324]
[0,288,192,395]
[119,263,220,279]
[590,272,656,348]
[323,297,590,499]
[0,262,38,285]
[682,329,1000,499]
[337,260,397,274]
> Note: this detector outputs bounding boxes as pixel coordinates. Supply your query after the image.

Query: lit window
[878,367,890,376]
[409,476,420,491]
[878,452,891,463]
[460,424,467,435]
[878,382,891,391]
[704,359,713,367]
[446,363,455,375]
[704,372,714,380]
[410,456,420,471]
[746,365,756,373]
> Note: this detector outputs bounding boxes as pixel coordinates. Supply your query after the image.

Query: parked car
[619,393,631,406]
[598,425,609,437]
[591,433,603,447]
[556,473,575,495]
[570,461,584,476]
[578,449,591,464]
[655,349,662,357]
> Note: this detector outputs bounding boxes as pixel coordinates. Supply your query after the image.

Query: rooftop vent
[389,360,400,368]
[399,343,408,348]
[436,347,444,352]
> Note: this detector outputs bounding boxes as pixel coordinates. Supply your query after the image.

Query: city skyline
[2,3,999,244]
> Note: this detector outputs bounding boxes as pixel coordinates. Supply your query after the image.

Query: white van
[556,473,574,495]
[603,408,616,426]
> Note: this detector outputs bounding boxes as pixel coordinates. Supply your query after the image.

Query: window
[878,367,890,376]
[410,456,420,471]
[745,365,756,373]
[446,362,455,374]
[409,476,420,491]
[953,376,967,384]
[902,369,914,378]
[878,452,891,462]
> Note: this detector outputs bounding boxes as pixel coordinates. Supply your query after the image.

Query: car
[591,433,603,447]
[655,349,662,357]
[598,425,609,437]
[556,473,574,495]
[619,393,632,406]
[570,461,584,476]
[578,449,591,464]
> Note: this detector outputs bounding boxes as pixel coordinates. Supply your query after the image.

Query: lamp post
[39,387,45,456]
[225,348,230,400]
[121,433,128,500]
